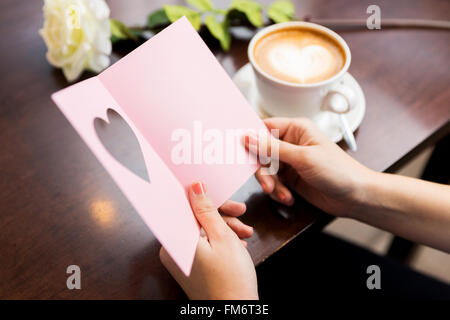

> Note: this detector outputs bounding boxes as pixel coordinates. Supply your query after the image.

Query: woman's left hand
[160,182,258,300]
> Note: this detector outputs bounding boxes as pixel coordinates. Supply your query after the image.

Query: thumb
[189,182,231,243]
[244,132,301,166]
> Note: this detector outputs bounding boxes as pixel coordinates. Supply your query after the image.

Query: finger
[222,216,254,239]
[244,131,301,166]
[263,117,294,138]
[264,117,318,139]
[270,178,294,206]
[189,182,231,243]
[219,200,246,217]
[241,240,248,248]
[255,168,275,194]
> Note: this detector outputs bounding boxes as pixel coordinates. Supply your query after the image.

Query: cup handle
[323,82,356,114]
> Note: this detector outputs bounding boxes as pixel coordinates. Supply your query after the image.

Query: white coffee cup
[248,21,356,119]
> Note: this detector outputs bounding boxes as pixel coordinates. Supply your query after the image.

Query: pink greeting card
[52,17,267,276]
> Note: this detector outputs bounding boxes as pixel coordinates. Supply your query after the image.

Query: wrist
[347,169,384,220]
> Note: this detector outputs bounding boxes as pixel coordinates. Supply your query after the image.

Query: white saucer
[232,63,366,143]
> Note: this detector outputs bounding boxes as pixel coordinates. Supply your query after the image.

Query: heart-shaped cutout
[94,108,150,182]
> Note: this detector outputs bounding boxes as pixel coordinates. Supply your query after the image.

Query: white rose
[39,0,112,82]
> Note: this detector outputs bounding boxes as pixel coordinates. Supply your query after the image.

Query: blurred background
[326,146,450,283]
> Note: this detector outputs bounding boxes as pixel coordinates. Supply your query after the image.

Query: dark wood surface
[0,0,449,299]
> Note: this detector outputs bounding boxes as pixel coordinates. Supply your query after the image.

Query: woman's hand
[243,117,450,252]
[244,117,375,218]
[160,182,258,300]
[218,200,253,246]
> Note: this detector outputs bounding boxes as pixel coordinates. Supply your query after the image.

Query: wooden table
[0,0,449,299]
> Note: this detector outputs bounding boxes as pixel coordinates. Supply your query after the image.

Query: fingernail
[192,181,206,195]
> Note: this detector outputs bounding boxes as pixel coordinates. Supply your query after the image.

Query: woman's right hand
[244,117,376,218]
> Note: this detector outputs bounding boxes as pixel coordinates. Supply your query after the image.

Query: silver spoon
[325,93,357,152]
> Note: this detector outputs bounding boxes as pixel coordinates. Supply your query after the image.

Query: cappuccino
[253,28,345,84]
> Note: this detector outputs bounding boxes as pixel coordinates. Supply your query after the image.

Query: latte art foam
[254,28,345,84]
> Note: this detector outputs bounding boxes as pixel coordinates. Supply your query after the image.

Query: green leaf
[163,5,202,30]
[110,19,137,43]
[147,9,170,29]
[205,15,231,51]
[230,0,263,27]
[187,0,214,11]
[267,0,295,23]
[214,9,228,15]
[129,29,145,39]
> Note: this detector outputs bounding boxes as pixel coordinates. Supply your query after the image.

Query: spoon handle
[339,114,357,152]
